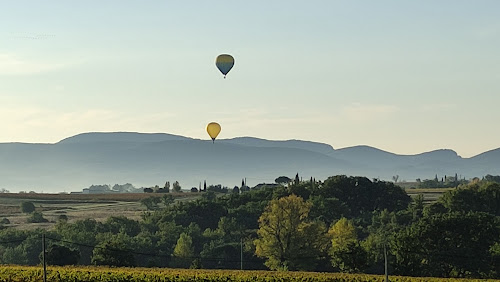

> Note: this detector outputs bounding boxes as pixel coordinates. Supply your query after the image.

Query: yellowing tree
[329,217,357,247]
[328,217,367,272]
[254,194,327,271]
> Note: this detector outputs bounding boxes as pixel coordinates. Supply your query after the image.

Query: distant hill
[58,132,191,144]
[0,132,498,193]
[220,137,334,155]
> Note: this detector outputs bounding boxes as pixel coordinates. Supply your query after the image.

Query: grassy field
[404,188,454,204]
[0,192,200,230]
[0,265,494,282]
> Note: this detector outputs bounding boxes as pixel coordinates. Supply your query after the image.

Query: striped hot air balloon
[215,54,234,78]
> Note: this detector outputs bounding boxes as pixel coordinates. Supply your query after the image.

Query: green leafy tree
[392,212,500,278]
[162,194,175,206]
[44,244,80,266]
[254,194,327,271]
[318,176,411,218]
[201,191,217,201]
[55,219,101,264]
[275,176,291,185]
[172,232,195,268]
[102,216,141,236]
[140,196,161,210]
[26,211,48,223]
[2,245,27,265]
[173,181,182,192]
[439,182,500,216]
[91,238,135,267]
[20,202,35,214]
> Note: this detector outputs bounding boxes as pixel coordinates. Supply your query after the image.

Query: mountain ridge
[0,131,498,192]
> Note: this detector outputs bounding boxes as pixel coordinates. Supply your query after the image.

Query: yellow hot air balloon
[215,54,234,78]
[206,122,221,143]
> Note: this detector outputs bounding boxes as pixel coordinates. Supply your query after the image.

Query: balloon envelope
[206,122,221,142]
[215,54,234,78]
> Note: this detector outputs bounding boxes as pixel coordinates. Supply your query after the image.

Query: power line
[1,235,488,264]
[44,236,264,264]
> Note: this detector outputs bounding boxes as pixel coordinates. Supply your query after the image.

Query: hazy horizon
[1,1,499,158]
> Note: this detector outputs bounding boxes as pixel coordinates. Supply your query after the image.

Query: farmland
[0,265,493,282]
[404,187,454,204]
[0,187,451,230]
[0,192,200,230]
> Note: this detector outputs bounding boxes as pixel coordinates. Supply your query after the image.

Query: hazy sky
[1,1,499,157]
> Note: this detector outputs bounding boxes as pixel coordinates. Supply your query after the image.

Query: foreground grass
[0,266,495,282]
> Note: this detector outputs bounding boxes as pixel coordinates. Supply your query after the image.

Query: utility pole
[240,237,243,270]
[384,243,389,282]
[42,234,47,282]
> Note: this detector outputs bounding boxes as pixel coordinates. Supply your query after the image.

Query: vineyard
[0,266,494,282]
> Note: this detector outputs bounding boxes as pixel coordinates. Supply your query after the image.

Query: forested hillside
[0,175,499,279]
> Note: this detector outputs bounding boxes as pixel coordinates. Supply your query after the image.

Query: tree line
[0,175,499,279]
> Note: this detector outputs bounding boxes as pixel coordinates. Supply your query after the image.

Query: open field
[405,188,453,204]
[0,192,199,202]
[0,265,494,282]
[0,192,201,230]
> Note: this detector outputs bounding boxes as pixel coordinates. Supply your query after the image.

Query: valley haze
[0,132,498,193]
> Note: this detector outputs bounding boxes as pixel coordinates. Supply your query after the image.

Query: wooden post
[42,234,47,282]
[384,243,388,282]
[240,237,243,270]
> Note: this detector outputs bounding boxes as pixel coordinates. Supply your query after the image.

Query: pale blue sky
[1,1,499,157]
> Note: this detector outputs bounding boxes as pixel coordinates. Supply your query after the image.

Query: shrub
[26,211,48,223]
[20,201,36,213]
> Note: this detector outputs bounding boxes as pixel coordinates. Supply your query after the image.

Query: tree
[294,173,300,185]
[26,212,48,223]
[173,181,182,192]
[140,196,161,210]
[328,218,367,272]
[172,232,195,268]
[254,195,327,271]
[102,216,141,237]
[318,176,411,217]
[55,218,100,265]
[275,176,291,186]
[439,182,500,216]
[201,191,217,202]
[232,186,240,194]
[20,202,35,214]
[91,238,135,267]
[162,194,175,206]
[392,212,500,278]
[2,245,27,265]
[44,244,80,266]
[392,175,399,183]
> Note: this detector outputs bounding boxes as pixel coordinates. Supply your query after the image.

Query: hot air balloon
[215,54,234,78]
[206,122,221,143]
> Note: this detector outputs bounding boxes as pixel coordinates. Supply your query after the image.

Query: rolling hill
[0,132,498,193]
